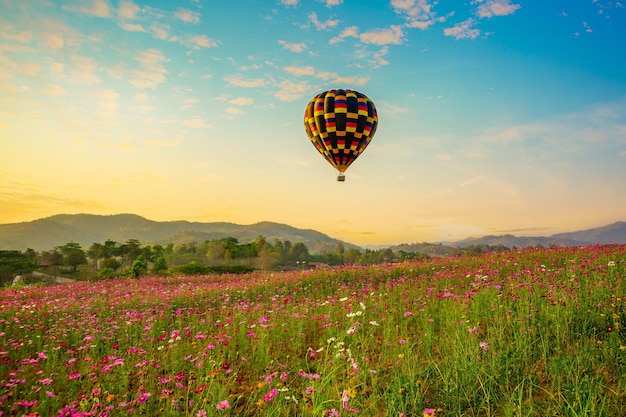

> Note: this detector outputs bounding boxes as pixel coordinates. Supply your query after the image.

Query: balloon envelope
[303,89,378,174]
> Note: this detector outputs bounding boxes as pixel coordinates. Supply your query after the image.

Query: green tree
[87,242,103,270]
[289,242,310,261]
[101,239,118,258]
[101,257,121,271]
[39,250,63,268]
[0,250,38,286]
[344,248,362,264]
[153,256,168,274]
[129,254,148,278]
[58,242,87,273]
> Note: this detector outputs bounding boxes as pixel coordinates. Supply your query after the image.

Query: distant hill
[0,214,358,254]
[453,221,626,248]
[387,242,460,257]
[1,214,623,255]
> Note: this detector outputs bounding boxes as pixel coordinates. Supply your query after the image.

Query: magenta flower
[264,388,278,402]
[216,400,230,410]
[480,341,489,351]
[136,392,151,403]
[423,408,436,416]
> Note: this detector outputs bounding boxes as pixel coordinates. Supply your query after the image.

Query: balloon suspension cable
[337,173,345,182]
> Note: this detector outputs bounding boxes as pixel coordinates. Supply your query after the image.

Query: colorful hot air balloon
[303,89,378,181]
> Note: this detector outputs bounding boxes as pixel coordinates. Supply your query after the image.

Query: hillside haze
[0,215,624,253]
[0,214,356,254]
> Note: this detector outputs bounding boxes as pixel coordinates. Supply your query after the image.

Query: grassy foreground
[1,244,625,416]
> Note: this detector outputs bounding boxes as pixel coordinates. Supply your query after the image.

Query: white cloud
[315,72,368,85]
[120,22,145,32]
[281,0,299,6]
[175,8,200,23]
[308,12,340,30]
[325,0,342,5]
[275,80,309,102]
[41,31,65,50]
[225,107,245,116]
[118,0,140,19]
[151,23,169,40]
[134,92,148,102]
[283,65,315,76]
[224,75,266,88]
[131,49,169,89]
[444,19,481,39]
[371,46,390,67]
[278,40,307,53]
[229,97,254,106]
[183,117,208,128]
[392,0,443,29]
[95,89,119,119]
[69,55,101,84]
[181,98,198,110]
[475,0,521,18]
[1,28,33,43]
[63,0,112,17]
[359,25,404,45]
[187,34,218,49]
[329,25,403,45]
[44,84,68,97]
[329,26,358,44]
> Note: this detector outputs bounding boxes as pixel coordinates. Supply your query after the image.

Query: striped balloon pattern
[303,89,378,174]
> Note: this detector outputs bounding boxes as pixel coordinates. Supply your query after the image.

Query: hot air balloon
[303,89,378,181]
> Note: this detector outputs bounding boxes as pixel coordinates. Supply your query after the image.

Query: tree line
[0,236,431,285]
[1,236,513,286]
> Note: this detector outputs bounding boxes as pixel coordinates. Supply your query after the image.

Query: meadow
[1,244,625,416]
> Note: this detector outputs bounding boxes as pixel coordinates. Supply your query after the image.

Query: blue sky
[1,0,625,245]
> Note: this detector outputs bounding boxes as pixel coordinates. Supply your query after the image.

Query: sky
[1,0,625,246]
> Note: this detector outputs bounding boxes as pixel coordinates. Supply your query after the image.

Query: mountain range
[0,214,624,254]
[0,214,355,254]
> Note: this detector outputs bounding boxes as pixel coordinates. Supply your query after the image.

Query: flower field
[1,244,625,416]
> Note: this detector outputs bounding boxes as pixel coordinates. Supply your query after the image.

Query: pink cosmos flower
[216,400,230,410]
[423,408,436,416]
[264,388,278,402]
[480,341,489,351]
[136,392,151,403]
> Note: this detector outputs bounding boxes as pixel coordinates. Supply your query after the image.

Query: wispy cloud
[315,72,368,85]
[187,34,218,49]
[444,18,481,39]
[308,12,340,30]
[278,40,307,53]
[62,0,112,18]
[229,97,254,106]
[131,49,169,89]
[94,89,119,119]
[330,25,404,45]
[183,117,209,128]
[224,75,266,88]
[274,80,309,102]
[120,22,145,32]
[118,0,141,20]
[391,0,445,29]
[69,55,101,84]
[475,0,521,18]
[283,65,315,76]
[175,8,200,23]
